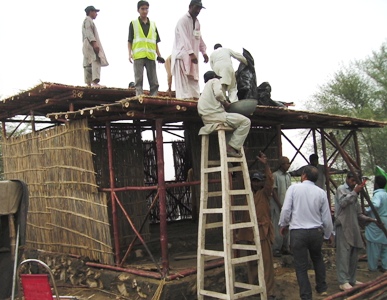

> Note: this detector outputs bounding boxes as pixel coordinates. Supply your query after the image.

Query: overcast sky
[1,0,386,177]
[1,0,386,106]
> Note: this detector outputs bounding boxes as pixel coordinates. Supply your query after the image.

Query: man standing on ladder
[197,71,251,157]
[238,152,277,300]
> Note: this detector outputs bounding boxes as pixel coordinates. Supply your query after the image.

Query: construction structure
[1,82,387,298]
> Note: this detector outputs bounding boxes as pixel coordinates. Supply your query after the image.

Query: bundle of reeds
[2,119,114,264]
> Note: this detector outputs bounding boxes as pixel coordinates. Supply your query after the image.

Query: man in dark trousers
[279,166,334,299]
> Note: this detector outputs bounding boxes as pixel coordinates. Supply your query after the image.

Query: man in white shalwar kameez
[171,0,208,99]
[210,44,247,103]
[82,6,108,87]
[198,71,251,157]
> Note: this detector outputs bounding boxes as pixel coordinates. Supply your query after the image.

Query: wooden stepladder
[197,125,266,300]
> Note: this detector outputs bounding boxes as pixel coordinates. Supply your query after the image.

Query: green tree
[307,42,387,173]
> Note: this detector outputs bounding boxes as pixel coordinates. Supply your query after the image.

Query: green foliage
[307,42,387,173]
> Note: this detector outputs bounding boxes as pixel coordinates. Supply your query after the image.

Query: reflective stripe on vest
[132,19,157,60]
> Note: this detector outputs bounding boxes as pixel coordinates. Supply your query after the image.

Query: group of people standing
[240,153,387,300]
[82,0,246,100]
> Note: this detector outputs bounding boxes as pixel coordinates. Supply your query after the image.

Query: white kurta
[171,12,207,99]
[210,47,247,102]
[82,16,108,67]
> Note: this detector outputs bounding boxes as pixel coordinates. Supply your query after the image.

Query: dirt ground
[40,252,385,300]
[12,221,387,300]
[272,257,384,300]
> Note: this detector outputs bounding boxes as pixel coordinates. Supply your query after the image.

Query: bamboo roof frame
[0,82,386,129]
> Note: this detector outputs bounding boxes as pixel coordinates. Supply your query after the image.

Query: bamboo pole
[276,125,282,157]
[320,128,331,205]
[8,115,29,138]
[99,179,220,193]
[106,121,121,263]
[324,273,387,300]
[86,262,162,279]
[2,120,7,139]
[346,280,387,300]
[156,119,169,278]
[45,91,74,103]
[119,190,160,267]
[138,97,197,107]
[283,129,311,164]
[30,110,36,132]
[166,259,225,280]
[113,192,162,275]
[312,128,318,154]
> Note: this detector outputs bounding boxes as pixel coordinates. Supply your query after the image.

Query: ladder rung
[229,166,243,172]
[234,281,264,291]
[208,191,222,197]
[208,160,220,166]
[226,156,244,162]
[200,249,224,257]
[200,286,263,300]
[229,189,249,196]
[231,254,259,265]
[205,222,223,229]
[199,289,228,300]
[203,166,222,173]
[230,205,249,211]
[229,222,254,230]
[232,244,258,251]
[202,208,223,214]
[233,285,265,298]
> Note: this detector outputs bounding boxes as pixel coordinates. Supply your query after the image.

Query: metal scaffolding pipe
[155,119,169,277]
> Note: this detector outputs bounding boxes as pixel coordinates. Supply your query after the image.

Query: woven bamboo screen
[2,119,113,264]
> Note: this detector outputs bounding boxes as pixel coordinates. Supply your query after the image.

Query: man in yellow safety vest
[128,1,165,96]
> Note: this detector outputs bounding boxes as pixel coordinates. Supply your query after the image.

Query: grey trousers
[335,225,360,284]
[84,59,101,85]
[133,58,159,96]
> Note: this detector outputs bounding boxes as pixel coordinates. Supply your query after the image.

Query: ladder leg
[240,147,267,300]
[218,129,234,299]
[197,134,209,300]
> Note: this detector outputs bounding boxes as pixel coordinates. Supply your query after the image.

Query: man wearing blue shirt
[365,175,387,273]
[279,165,334,300]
